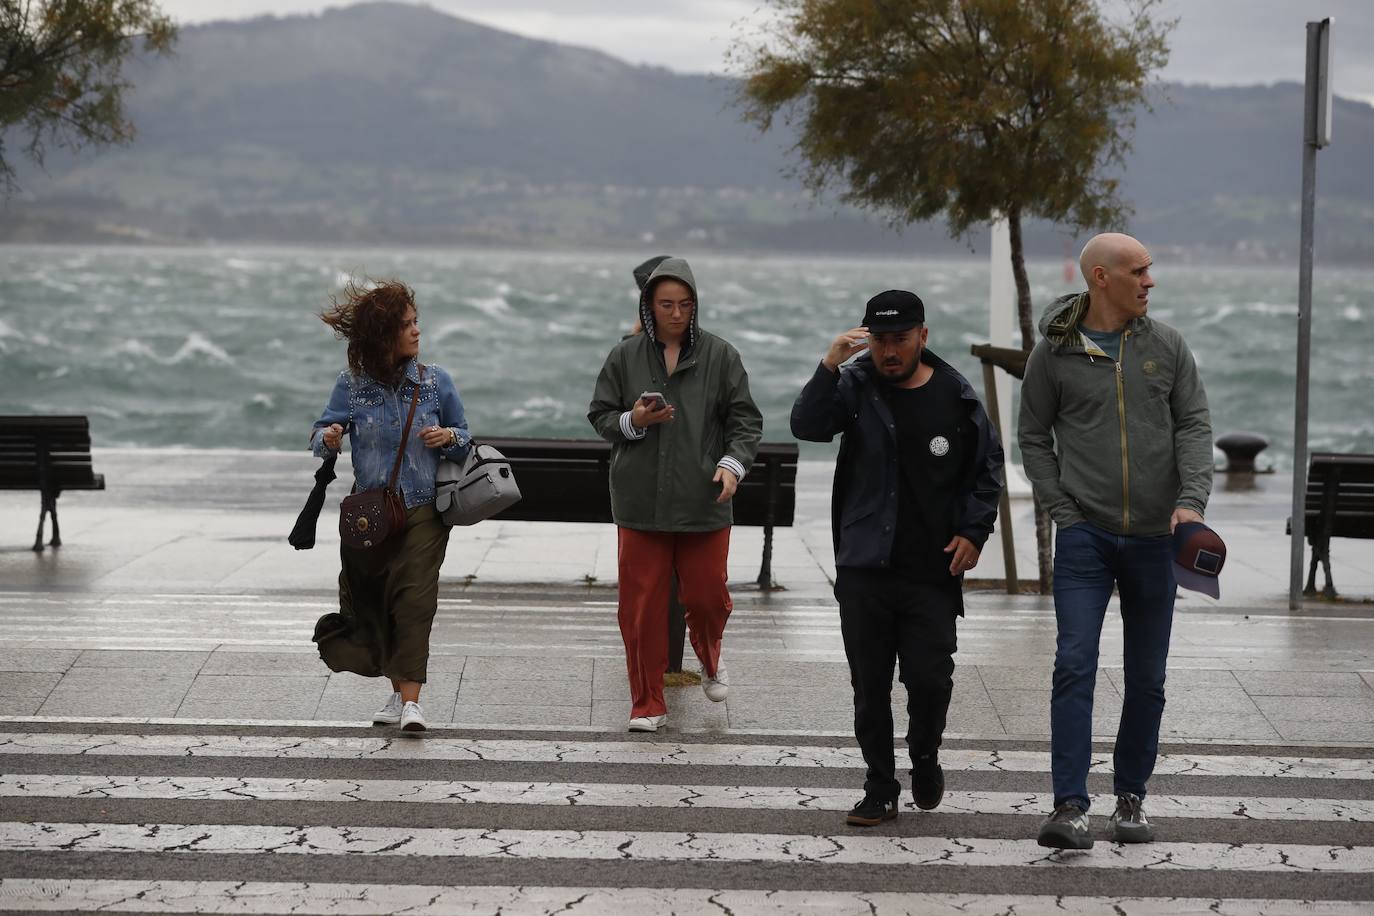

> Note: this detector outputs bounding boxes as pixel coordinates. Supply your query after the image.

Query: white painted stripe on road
[1,881,1369,915]
[3,822,1372,871]
[3,775,1368,822]
[2,733,1370,779]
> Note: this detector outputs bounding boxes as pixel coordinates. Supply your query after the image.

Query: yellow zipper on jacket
[1115,329,1132,532]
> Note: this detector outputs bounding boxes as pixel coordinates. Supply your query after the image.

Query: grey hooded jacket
[587,258,763,532]
[1017,292,1213,537]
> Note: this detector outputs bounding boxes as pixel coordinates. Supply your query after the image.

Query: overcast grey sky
[163,1,1374,103]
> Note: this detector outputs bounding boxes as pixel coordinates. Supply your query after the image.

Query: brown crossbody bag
[339,366,424,550]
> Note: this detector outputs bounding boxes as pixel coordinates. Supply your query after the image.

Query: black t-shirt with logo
[882,369,976,582]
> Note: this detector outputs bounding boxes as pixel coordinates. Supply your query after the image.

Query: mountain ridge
[4,2,1371,260]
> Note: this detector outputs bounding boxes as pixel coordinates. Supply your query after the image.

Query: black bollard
[1215,432,1270,474]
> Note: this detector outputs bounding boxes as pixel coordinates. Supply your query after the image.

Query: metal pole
[981,360,1018,593]
[1289,20,1326,610]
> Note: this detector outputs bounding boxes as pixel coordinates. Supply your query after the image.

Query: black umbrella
[288,453,338,550]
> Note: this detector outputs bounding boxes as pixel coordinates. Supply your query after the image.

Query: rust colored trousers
[617,526,732,718]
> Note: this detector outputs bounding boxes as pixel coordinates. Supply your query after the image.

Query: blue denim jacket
[311,359,472,508]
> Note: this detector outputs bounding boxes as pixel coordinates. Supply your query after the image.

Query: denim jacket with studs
[311,358,472,508]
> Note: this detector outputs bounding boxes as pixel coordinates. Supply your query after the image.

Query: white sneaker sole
[627,716,666,733]
[372,714,401,726]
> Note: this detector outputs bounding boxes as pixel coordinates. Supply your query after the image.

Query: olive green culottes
[337,503,450,684]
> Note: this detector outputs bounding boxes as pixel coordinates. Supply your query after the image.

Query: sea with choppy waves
[1,245,1370,468]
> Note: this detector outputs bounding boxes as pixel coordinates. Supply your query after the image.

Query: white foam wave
[1341,306,1363,321]
[509,396,565,420]
[113,339,161,361]
[467,296,512,319]
[249,392,275,410]
[737,330,790,347]
[111,333,234,367]
[431,321,472,343]
[168,333,234,366]
[0,319,22,340]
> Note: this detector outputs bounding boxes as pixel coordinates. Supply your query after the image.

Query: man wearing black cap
[792,290,1005,826]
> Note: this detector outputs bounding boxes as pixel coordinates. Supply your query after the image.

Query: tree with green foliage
[0,0,175,191]
[733,0,1172,590]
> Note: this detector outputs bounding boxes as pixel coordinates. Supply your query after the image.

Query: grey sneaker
[1037,802,1094,849]
[372,692,403,726]
[1110,792,1154,843]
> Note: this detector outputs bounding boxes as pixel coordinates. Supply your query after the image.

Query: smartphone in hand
[639,391,667,411]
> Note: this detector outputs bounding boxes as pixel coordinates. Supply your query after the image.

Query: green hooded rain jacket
[587,258,763,532]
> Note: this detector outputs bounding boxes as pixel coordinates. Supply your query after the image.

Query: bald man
[1018,233,1212,850]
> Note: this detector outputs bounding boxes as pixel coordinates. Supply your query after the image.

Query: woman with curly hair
[311,279,471,731]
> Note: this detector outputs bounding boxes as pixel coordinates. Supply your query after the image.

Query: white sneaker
[701,662,729,702]
[372,692,403,726]
[400,700,427,732]
[627,714,667,733]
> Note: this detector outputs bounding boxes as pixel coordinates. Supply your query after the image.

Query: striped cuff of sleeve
[717,455,747,481]
[620,411,647,440]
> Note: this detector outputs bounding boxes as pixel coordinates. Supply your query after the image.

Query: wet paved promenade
[0,448,1370,913]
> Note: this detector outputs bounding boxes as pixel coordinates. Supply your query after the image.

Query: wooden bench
[0,416,106,551]
[1290,452,1374,597]
[483,437,798,589]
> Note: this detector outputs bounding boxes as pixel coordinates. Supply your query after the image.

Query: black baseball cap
[1172,521,1226,599]
[863,290,925,332]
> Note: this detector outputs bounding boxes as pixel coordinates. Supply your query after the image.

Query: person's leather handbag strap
[338,366,425,550]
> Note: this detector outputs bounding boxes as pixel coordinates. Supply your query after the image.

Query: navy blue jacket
[790,350,1004,570]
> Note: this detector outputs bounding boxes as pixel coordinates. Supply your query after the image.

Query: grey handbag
[435,442,522,526]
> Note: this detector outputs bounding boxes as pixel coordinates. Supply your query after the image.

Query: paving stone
[1269,719,1374,742]
[0,649,80,673]
[199,651,323,676]
[719,659,851,688]
[457,677,589,707]
[725,686,852,730]
[1158,714,1281,741]
[461,655,593,681]
[37,668,196,717]
[72,649,210,670]
[177,674,327,720]
[591,657,630,701]
[1162,688,1265,716]
[1252,694,1374,723]
[1104,667,1243,691]
[0,672,62,715]
[973,666,1053,691]
[1234,670,1374,697]
[453,703,590,727]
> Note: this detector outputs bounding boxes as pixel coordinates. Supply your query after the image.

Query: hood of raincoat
[638,257,700,351]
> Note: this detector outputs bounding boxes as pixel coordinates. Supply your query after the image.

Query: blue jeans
[1051,521,1176,811]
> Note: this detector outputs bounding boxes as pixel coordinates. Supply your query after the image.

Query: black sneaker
[1037,802,1094,849]
[846,793,899,826]
[912,755,945,810]
[1110,792,1154,843]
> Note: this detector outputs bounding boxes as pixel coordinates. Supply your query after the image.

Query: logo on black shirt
[929,436,950,456]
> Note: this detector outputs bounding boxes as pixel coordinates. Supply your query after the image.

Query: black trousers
[835,566,961,799]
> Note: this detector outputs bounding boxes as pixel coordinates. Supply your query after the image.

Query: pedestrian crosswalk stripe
[4,822,1371,871]
[3,774,1368,822]
[2,733,1369,779]
[1,881,1370,915]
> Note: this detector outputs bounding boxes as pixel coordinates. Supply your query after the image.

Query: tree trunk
[1007,209,1054,594]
